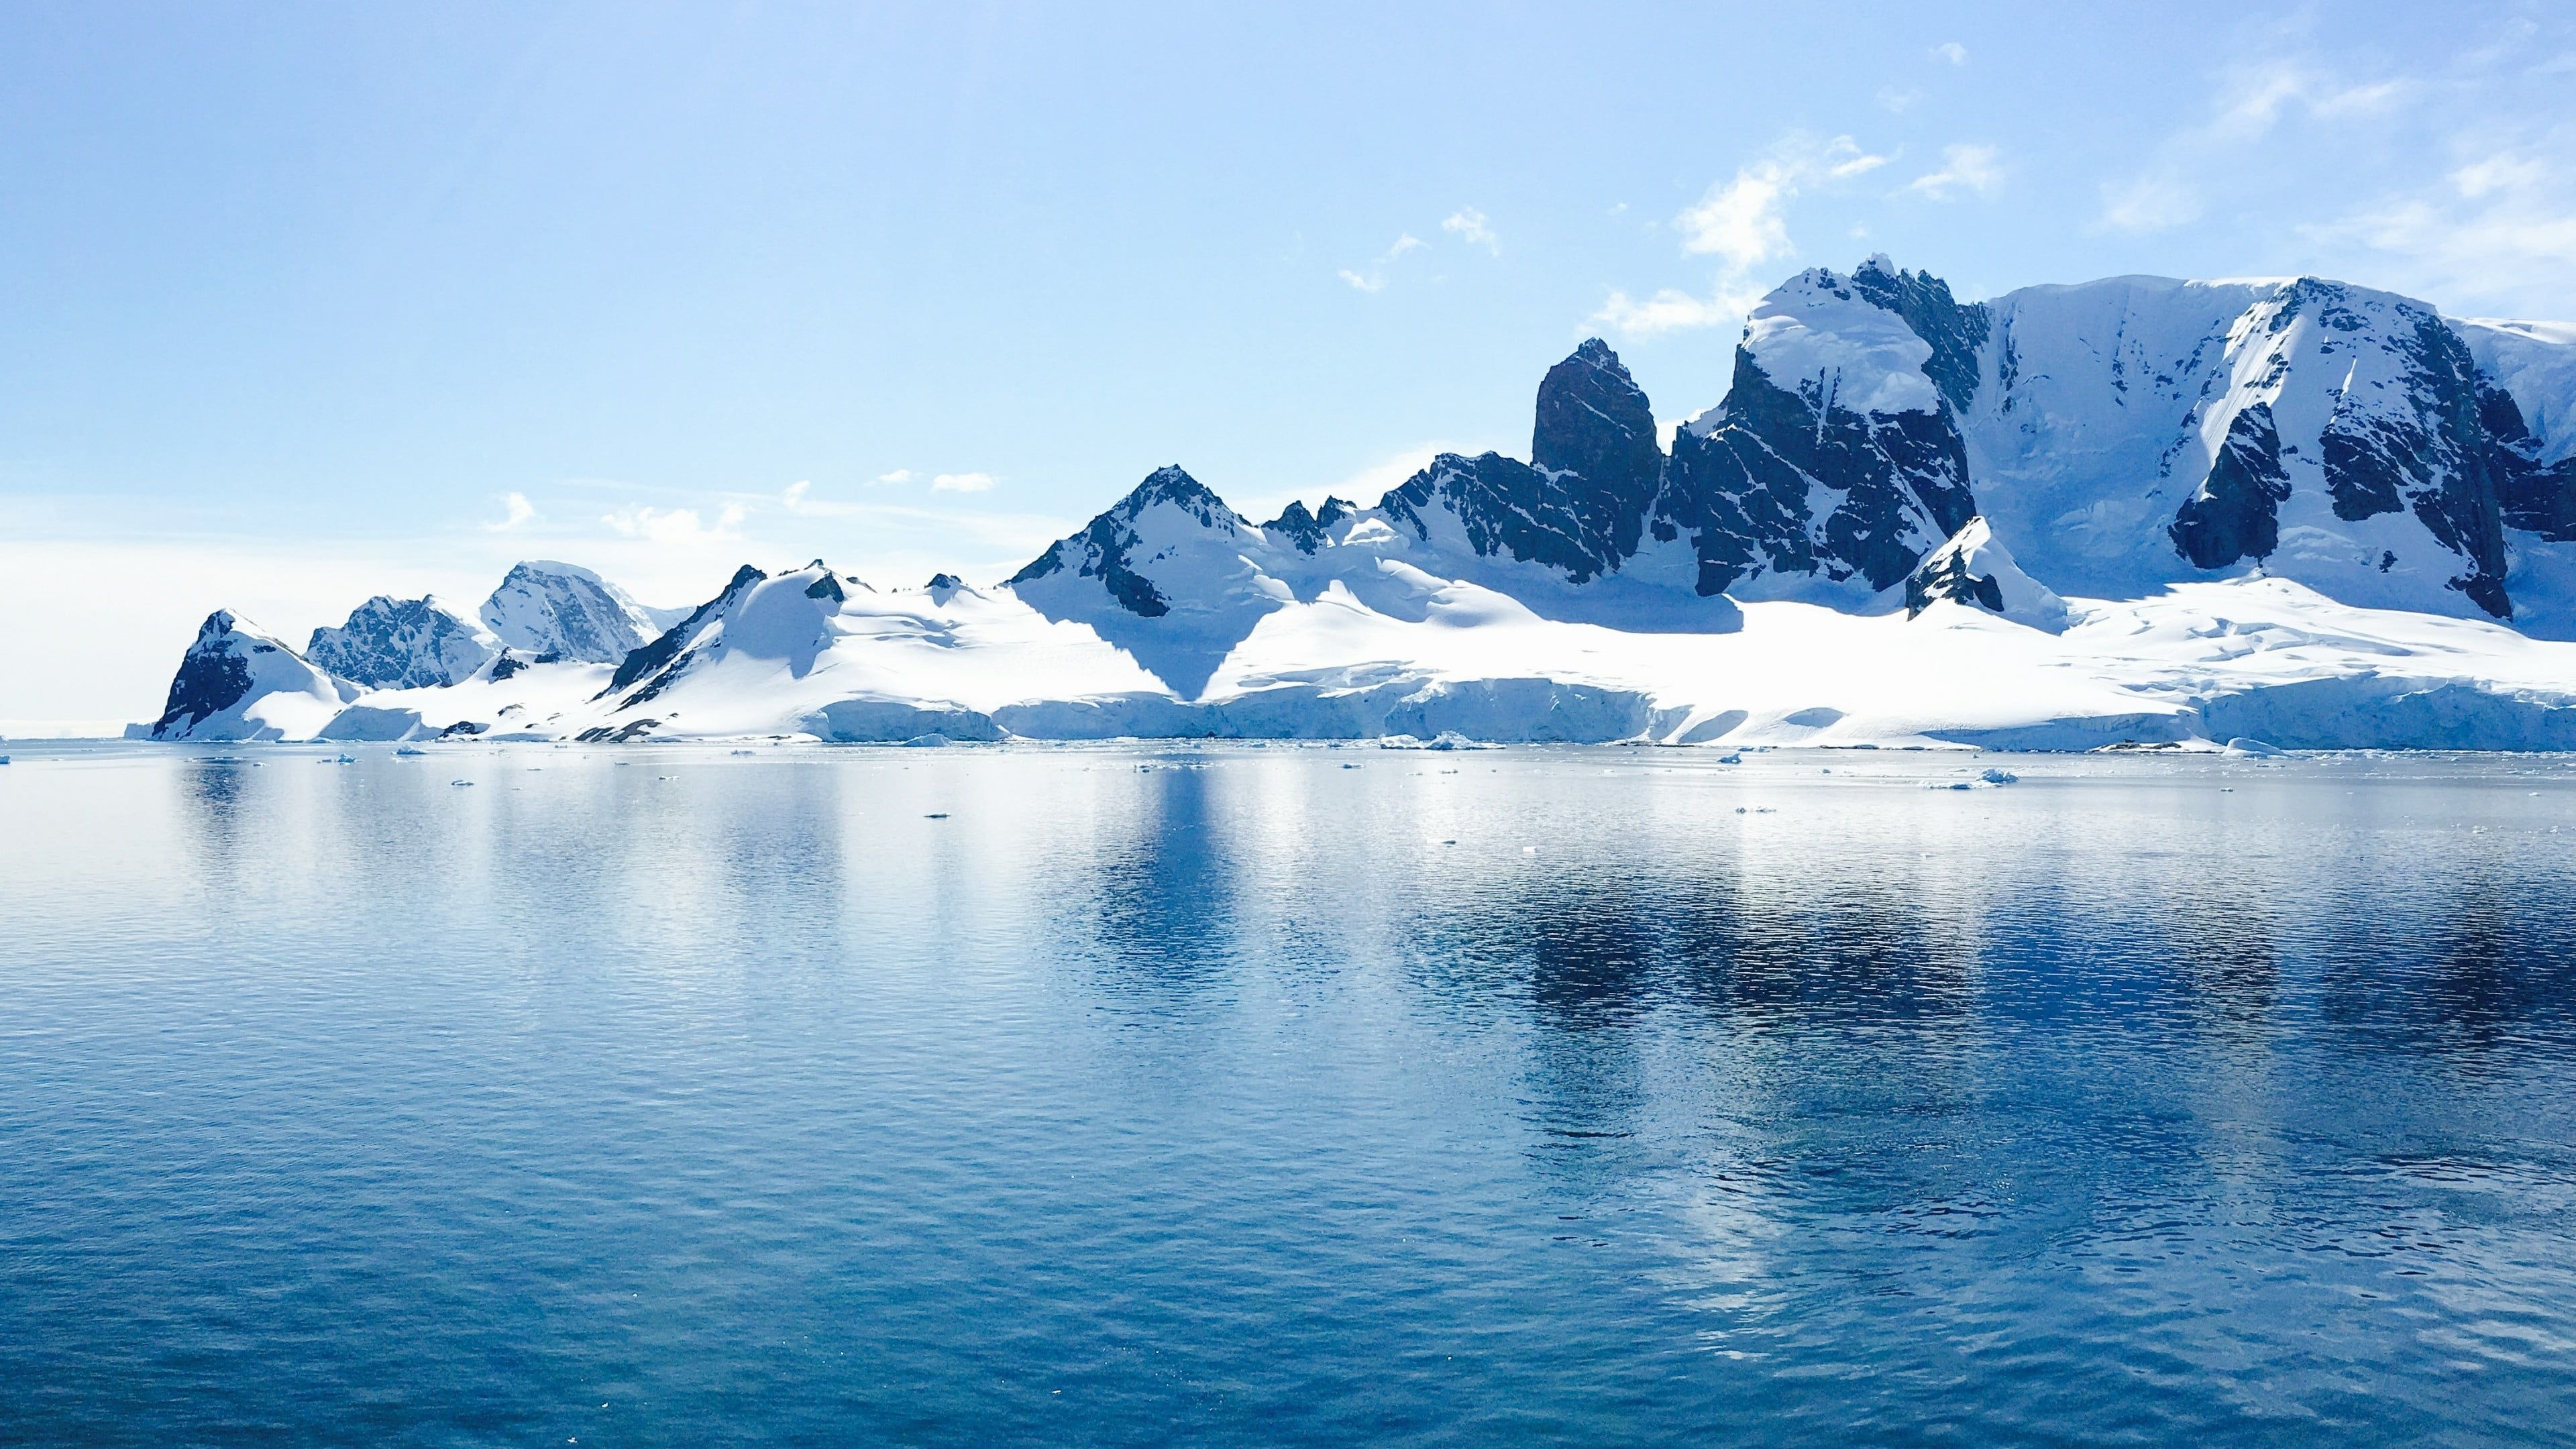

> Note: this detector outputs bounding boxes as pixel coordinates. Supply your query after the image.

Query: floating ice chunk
[450,780,474,787]
[394,746,425,757]
[902,734,950,748]
[1422,732,1490,751]
[2223,737,2285,757]
[1980,767,2020,784]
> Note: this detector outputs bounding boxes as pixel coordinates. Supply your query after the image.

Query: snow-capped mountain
[305,595,499,689]
[1724,258,2576,627]
[132,258,2576,751]
[146,611,356,741]
[478,560,676,663]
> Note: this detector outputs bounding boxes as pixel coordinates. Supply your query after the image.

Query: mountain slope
[148,612,356,741]
[128,258,2576,750]
[306,594,499,689]
[480,560,671,663]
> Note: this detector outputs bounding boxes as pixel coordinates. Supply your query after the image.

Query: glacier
[131,258,2576,751]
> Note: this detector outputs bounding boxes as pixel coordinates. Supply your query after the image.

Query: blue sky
[6,1,2576,723]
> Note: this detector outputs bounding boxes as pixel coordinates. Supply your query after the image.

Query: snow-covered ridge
[133,258,2576,750]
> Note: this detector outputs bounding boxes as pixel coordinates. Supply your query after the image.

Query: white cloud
[484,491,536,532]
[1932,41,1968,66]
[1906,143,2002,201]
[602,503,747,547]
[1591,282,1767,338]
[2099,59,2410,232]
[1442,207,1500,254]
[1338,232,1424,293]
[2455,153,2548,199]
[1675,133,1888,271]
[2304,185,2576,314]
[930,472,999,493]
[869,469,916,486]
[2099,173,2204,231]
[1599,131,1887,338]
[1876,86,1923,113]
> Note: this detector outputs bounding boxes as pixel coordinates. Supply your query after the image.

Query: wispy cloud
[930,472,998,494]
[1905,143,2002,201]
[603,503,747,547]
[1676,133,1888,272]
[1442,207,1500,254]
[484,491,536,532]
[2302,140,2576,313]
[1339,232,1424,292]
[1932,41,1968,66]
[1597,131,1887,337]
[2098,59,2408,233]
[1591,282,1770,338]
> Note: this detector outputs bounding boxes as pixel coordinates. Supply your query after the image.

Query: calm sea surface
[3,743,2575,1446]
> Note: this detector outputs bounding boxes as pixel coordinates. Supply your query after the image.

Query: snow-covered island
[140,259,2576,751]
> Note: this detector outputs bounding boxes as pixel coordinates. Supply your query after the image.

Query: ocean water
[3,742,2575,1446]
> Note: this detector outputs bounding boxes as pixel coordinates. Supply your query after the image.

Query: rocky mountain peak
[306,594,499,690]
[1532,337,1662,496]
[481,560,666,663]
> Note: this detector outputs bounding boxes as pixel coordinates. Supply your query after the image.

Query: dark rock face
[1657,347,1978,595]
[1904,547,2007,618]
[2479,378,2576,543]
[1008,465,1243,617]
[1532,337,1664,552]
[152,612,258,737]
[1848,256,1991,413]
[2171,402,2292,569]
[2296,301,2513,616]
[1381,452,1644,582]
[305,595,495,689]
[1262,496,1357,554]
[602,564,767,703]
[1377,339,1669,584]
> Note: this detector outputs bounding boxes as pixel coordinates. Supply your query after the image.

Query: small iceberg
[902,734,950,749]
[394,746,425,757]
[2223,737,2285,757]
[1980,767,2020,785]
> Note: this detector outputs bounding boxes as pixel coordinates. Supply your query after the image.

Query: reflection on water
[3,744,2575,1446]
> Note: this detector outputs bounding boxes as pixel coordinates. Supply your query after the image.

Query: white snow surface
[480,560,672,663]
[152,564,2576,751]
[127,262,2576,752]
[1716,264,1943,424]
[148,611,356,742]
[1910,517,2072,632]
[2459,317,2576,462]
